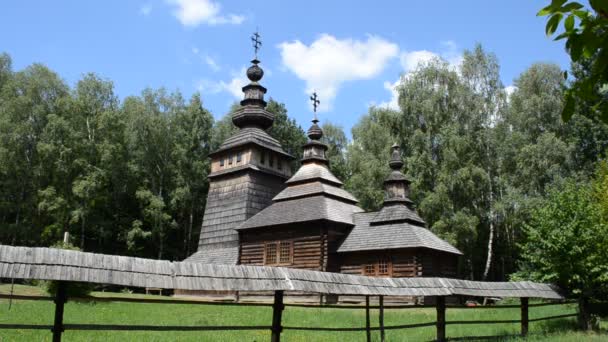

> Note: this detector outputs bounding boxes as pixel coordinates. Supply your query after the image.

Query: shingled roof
[338,145,461,255]
[338,211,462,255]
[237,116,362,230]
[211,127,292,158]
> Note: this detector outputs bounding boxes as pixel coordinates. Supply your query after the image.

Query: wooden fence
[0,283,577,342]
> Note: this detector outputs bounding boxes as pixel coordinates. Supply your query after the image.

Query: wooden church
[183,38,461,299]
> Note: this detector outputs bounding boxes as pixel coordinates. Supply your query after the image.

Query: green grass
[0,285,606,341]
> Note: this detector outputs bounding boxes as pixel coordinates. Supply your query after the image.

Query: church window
[265,242,277,265]
[363,256,392,276]
[237,151,242,163]
[277,159,282,170]
[378,256,390,276]
[220,157,224,167]
[264,241,293,265]
[269,154,274,167]
[279,241,292,264]
[260,151,265,164]
[228,154,233,165]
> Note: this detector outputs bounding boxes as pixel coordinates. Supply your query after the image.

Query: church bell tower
[186,32,294,264]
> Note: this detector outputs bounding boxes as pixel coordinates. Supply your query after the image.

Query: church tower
[186,33,293,264]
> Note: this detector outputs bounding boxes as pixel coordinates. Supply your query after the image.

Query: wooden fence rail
[0,288,578,342]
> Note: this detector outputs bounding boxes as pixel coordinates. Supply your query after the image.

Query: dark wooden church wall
[338,251,418,277]
[239,223,326,271]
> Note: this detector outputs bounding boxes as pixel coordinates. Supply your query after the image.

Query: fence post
[52,282,67,342]
[521,297,529,336]
[365,295,371,342]
[271,290,284,342]
[436,296,446,342]
[379,295,385,342]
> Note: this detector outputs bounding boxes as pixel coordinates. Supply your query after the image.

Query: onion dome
[383,144,413,205]
[232,58,274,130]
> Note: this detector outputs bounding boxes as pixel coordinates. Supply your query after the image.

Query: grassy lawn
[0,285,606,341]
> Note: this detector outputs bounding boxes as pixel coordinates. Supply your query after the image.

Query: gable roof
[337,210,462,255]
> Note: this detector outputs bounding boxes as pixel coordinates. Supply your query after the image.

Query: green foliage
[538,0,608,122]
[320,122,349,180]
[515,164,608,300]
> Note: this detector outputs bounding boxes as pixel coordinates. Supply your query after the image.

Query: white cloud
[192,47,220,71]
[377,79,402,110]
[167,0,244,27]
[197,67,247,99]
[379,41,463,111]
[140,4,152,16]
[204,55,220,72]
[278,34,399,112]
[505,85,517,102]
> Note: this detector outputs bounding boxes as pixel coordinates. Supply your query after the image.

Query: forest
[0,43,607,289]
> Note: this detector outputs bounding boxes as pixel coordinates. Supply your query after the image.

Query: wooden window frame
[236,151,242,163]
[263,240,293,266]
[228,154,233,165]
[260,151,265,164]
[219,157,225,167]
[269,153,274,167]
[362,255,392,277]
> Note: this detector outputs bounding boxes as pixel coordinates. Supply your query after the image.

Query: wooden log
[52,282,67,342]
[271,290,284,342]
[436,296,446,342]
[521,297,529,336]
[365,295,371,342]
[379,295,385,342]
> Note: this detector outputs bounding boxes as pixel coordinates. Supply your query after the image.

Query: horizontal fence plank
[447,319,521,325]
[529,301,576,307]
[283,326,367,332]
[529,313,578,322]
[0,324,53,330]
[381,321,436,330]
[64,324,271,331]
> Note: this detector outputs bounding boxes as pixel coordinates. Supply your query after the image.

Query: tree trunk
[186,204,194,256]
[80,213,86,250]
[482,140,495,281]
[578,297,592,331]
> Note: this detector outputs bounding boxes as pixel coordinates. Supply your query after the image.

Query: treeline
[0,52,304,260]
[342,45,608,281]
[1,44,607,282]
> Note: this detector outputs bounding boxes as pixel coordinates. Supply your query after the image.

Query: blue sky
[1,0,570,136]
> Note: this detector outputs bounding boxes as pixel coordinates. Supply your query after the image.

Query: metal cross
[251,31,262,58]
[310,92,320,114]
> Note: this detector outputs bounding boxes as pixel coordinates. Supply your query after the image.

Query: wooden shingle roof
[338,211,462,255]
[0,245,562,298]
[210,127,292,158]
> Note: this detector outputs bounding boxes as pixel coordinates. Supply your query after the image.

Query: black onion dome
[307,119,323,140]
[389,143,404,170]
[246,59,264,82]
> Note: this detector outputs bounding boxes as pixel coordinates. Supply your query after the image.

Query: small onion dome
[307,119,323,140]
[389,143,404,170]
[246,59,264,82]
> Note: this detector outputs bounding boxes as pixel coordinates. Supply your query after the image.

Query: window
[265,243,277,265]
[269,154,274,167]
[279,241,292,264]
[364,264,375,276]
[264,241,293,265]
[228,154,233,165]
[260,151,265,164]
[363,256,392,277]
[220,157,224,167]
[237,151,242,163]
[277,159,282,170]
[378,256,390,276]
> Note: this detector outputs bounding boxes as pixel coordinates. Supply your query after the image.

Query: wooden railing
[0,283,577,342]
